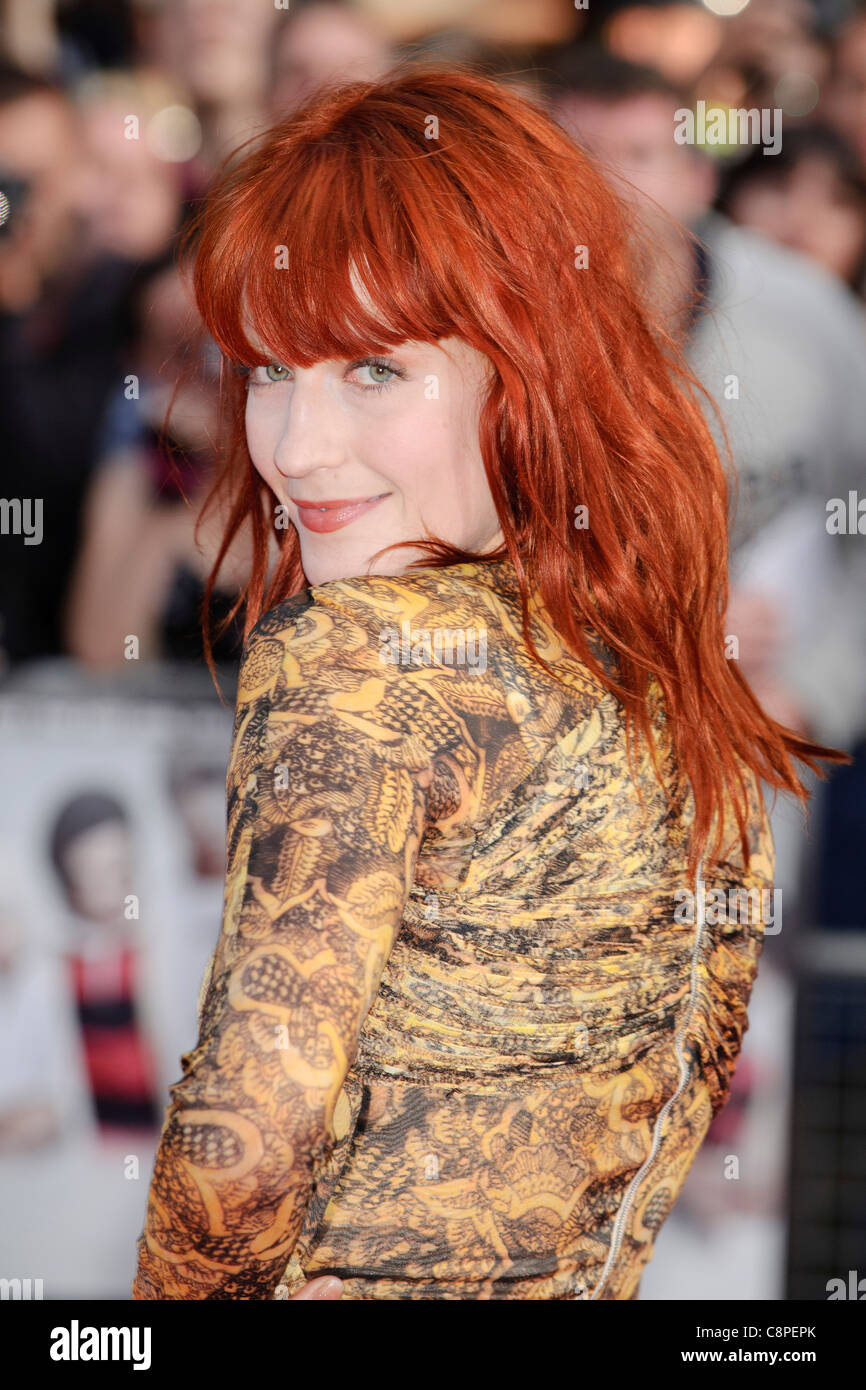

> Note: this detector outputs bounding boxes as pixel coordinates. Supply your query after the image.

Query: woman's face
[60,821,133,927]
[242,333,505,585]
[728,157,866,285]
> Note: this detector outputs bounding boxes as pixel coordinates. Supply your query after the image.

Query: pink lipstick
[291,493,391,533]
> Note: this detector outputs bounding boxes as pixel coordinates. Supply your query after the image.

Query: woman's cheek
[245,400,273,474]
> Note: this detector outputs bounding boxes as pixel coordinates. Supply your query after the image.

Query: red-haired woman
[131,66,846,1300]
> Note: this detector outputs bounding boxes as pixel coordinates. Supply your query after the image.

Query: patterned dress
[131,557,774,1300]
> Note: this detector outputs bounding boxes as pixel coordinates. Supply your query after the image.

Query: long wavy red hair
[178,62,848,880]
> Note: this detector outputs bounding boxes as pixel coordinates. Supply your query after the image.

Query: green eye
[265,362,290,382]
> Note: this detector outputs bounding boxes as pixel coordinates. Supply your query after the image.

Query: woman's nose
[272,379,348,479]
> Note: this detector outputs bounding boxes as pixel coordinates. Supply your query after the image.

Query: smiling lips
[290,493,391,533]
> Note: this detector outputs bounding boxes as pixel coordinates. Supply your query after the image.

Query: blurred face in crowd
[727,156,866,284]
[603,3,721,86]
[60,822,134,928]
[270,3,392,117]
[551,90,716,226]
[76,96,181,261]
[136,265,200,378]
[0,90,83,286]
[156,0,280,107]
[241,321,504,586]
[136,266,218,450]
[828,15,866,174]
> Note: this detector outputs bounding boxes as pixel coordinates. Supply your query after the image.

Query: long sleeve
[132,592,435,1298]
[689,768,776,1122]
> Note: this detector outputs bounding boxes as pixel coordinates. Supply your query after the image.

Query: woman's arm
[63,449,171,666]
[688,769,777,1122]
[132,597,436,1298]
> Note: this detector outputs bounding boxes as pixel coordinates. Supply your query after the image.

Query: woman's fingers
[287,1276,344,1300]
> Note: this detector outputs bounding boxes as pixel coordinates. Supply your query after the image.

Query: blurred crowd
[0,0,863,713]
[0,0,862,683]
[0,0,865,1298]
